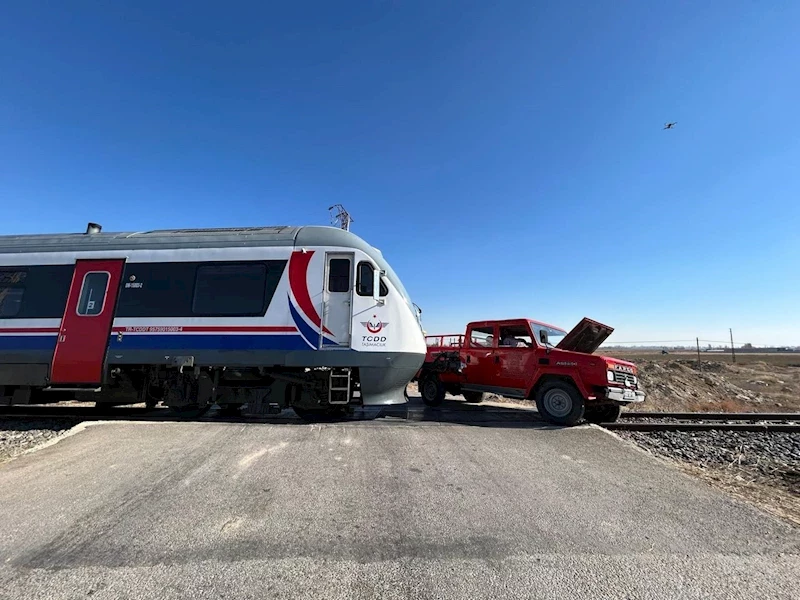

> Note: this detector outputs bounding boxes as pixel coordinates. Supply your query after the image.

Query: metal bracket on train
[168,356,195,372]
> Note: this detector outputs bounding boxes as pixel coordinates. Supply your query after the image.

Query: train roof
[0,223,416,309]
[0,225,373,254]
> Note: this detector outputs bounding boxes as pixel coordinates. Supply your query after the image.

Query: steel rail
[621,411,800,421]
[604,421,800,432]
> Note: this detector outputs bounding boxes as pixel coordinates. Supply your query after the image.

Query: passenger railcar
[0,224,426,418]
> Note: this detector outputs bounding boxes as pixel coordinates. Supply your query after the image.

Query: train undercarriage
[0,365,360,421]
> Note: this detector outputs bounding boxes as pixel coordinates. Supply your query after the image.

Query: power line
[609,340,733,345]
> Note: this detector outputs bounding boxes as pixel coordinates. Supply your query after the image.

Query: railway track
[612,411,800,433]
[1,405,799,432]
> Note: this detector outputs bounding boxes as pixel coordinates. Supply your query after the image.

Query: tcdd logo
[361,315,388,334]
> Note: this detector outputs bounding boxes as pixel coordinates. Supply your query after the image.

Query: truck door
[50,259,125,385]
[463,324,497,387]
[322,253,353,347]
[492,323,538,398]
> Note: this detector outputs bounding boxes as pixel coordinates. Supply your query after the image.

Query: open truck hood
[556,318,614,354]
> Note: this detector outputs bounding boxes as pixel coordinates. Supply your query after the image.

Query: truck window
[499,325,533,348]
[469,326,495,348]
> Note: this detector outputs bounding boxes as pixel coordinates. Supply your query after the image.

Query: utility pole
[730,328,736,363]
[696,337,702,372]
[328,204,353,231]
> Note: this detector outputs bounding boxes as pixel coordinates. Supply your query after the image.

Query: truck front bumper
[605,387,645,403]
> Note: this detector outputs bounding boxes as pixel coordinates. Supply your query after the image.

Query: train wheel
[420,373,445,407]
[535,382,584,426]
[462,391,484,404]
[144,385,162,410]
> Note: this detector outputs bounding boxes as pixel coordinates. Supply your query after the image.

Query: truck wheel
[463,391,484,404]
[584,403,621,424]
[535,381,585,426]
[420,373,445,407]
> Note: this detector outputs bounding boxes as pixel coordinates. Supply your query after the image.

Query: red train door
[50,259,126,386]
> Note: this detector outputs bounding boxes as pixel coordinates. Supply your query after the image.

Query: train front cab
[313,244,426,408]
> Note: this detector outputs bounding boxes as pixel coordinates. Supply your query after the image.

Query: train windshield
[369,247,416,312]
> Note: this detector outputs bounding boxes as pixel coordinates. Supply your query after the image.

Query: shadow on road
[1,396,563,430]
[351,396,556,429]
[222,394,558,429]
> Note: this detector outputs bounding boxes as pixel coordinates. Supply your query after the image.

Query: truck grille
[614,372,636,386]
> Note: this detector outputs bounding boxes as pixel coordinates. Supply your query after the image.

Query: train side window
[356,262,388,296]
[0,269,26,317]
[328,259,351,292]
[0,266,73,319]
[193,263,267,316]
[0,287,24,317]
[77,272,110,316]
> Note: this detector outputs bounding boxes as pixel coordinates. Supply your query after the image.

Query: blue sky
[1,1,798,345]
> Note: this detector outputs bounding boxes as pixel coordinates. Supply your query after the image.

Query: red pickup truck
[415,317,645,425]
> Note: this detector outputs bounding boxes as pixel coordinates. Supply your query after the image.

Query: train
[0,223,426,419]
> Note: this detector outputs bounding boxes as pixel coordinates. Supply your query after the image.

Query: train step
[329,368,351,405]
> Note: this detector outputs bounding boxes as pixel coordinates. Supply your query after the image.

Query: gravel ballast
[0,418,80,464]
[617,429,800,525]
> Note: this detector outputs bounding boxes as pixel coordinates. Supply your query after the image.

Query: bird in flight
[663,122,677,130]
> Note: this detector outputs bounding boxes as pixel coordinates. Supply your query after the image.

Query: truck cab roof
[464,317,613,355]
[467,318,566,334]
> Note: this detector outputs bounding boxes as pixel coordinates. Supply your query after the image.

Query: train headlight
[607,370,615,382]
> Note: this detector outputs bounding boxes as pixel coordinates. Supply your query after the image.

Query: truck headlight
[632,375,638,385]
[607,370,615,382]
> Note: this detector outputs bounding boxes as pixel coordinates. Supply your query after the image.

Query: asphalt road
[0,401,798,599]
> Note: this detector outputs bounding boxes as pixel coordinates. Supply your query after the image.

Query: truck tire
[584,403,622,424]
[420,373,446,407]
[535,381,585,426]
[463,391,484,404]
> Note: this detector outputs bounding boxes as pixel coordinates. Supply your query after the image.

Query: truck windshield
[531,323,567,347]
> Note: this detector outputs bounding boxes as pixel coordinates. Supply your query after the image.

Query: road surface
[0,401,798,599]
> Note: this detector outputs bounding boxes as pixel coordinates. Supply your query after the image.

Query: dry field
[606,351,800,413]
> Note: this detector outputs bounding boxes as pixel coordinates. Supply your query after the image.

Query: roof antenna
[328,204,353,231]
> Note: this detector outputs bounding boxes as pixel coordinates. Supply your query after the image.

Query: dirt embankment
[631,359,800,413]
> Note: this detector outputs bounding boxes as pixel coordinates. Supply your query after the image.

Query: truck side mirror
[539,330,548,345]
[373,268,385,305]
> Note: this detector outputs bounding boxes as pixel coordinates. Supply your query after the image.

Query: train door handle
[59,335,66,343]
